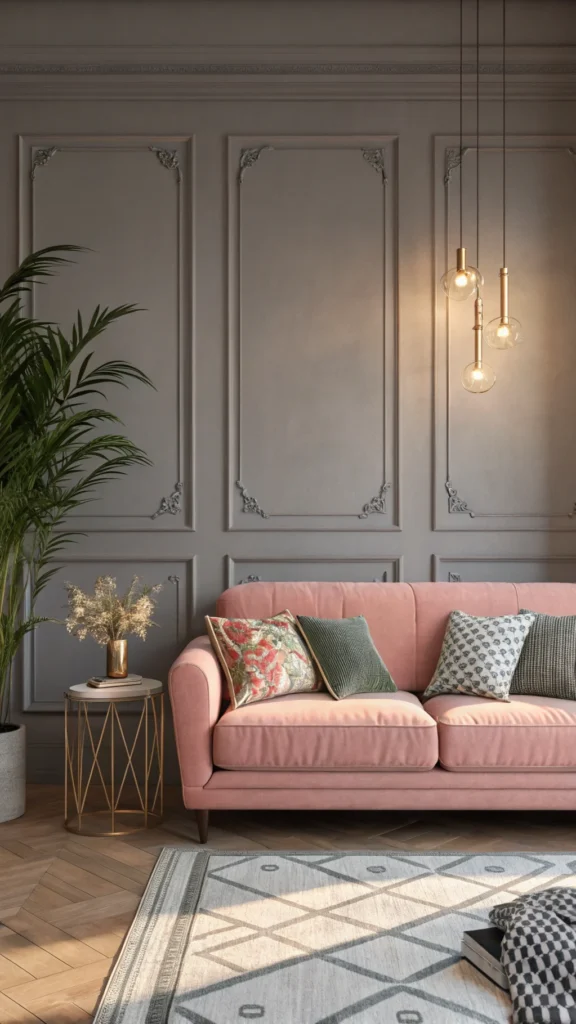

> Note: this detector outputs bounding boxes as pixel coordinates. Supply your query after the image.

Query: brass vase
[106,639,128,679]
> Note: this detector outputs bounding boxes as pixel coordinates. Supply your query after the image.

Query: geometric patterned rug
[94,849,576,1023]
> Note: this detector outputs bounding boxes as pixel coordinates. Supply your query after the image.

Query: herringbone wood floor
[0,787,576,1022]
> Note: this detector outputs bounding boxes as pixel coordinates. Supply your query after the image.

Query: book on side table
[461,927,508,991]
[88,674,143,688]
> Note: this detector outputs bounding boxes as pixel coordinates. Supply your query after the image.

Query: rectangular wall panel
[226,556,403,588]
[434,135,576,532]
[22,556,194,711]
[228,136,398,531]
[20,136,194,530]
[433,556,576,583]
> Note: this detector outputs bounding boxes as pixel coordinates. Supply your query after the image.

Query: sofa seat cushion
[213,692,438,771]
[424,694,576,771]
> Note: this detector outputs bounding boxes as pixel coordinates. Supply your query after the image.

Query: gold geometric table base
[64,688,164,837]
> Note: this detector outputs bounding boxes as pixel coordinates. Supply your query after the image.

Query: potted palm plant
[0,246,153,822]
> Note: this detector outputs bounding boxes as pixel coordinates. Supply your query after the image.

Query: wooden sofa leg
[195,810,209,844]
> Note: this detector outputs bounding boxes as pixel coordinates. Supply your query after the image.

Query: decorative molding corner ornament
[149,146,182,182]
[236,481,269,519]
[445,480,475,517]
[448,572,462,582]
[238,146,272,183]
[359,482,391,519]
[239,574,263,584]
[30,146,57,180]
[151,481,184,519]
[167,575,180,585]
[362,148,387,184]
[444,147,467,186]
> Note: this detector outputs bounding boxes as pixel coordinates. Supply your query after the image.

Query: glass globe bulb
[462,361,496,394]
[486,316,522,350]
[441,265,483,301]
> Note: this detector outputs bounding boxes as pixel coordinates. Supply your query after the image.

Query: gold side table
[64,679,164,836]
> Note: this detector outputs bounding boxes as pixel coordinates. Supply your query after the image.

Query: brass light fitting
[474,295,484,365]
[440,0,483,304]
[442,246,483,302]
[487,266,521,349]
[500,266,509,323]
[486,0,522,350]
[462,296,496,393]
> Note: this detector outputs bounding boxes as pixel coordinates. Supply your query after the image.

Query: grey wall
[1,0,576,780]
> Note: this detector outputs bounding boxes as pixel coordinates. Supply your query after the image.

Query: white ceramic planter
[0,724,25,823]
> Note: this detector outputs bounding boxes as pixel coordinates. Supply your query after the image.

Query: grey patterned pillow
[423,610,536,702]
[510,610,576,699]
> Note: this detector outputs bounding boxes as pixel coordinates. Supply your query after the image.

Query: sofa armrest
[168,636,226,789]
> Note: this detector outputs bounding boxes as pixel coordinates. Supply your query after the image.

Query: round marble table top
[66,679,163,701]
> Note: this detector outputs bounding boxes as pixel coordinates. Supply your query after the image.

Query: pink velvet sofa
[169,581,576,842]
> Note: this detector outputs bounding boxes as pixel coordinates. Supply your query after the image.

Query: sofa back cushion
[411,583,576,690]
[217,582,417,690]
[216,581,576,692]
[411,583,519,689]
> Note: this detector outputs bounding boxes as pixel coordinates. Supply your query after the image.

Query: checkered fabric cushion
[511,610,576,699]
[490,888,576,1023]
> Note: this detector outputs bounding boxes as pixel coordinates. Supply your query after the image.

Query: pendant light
[462,296,496,392]
[486,0,521,349]
[462,0,496,393]
[441,0,483,301]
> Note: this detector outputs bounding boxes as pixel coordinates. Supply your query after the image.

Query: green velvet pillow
[510,609,576,699]
[296,614,396,700]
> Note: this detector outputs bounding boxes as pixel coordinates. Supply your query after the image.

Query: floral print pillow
[205,610,321,708]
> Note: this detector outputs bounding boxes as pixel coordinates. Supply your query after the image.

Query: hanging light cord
[502,0,507,268]
[476,0,480,272]
[459,0,464,248]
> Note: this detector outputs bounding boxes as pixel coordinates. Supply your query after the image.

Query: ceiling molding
[0,77,574,102]
[2,64,576,76]
[1,44,574,99]
[1,43,575,75]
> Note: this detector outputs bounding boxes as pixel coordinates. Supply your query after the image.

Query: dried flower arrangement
[65,576,163,645]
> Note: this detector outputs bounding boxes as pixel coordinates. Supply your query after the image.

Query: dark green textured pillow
[510,609,576,699]
[296,615,396,699]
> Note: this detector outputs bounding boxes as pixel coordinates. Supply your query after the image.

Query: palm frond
[0,246,86,304]
[0,245,153,724]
